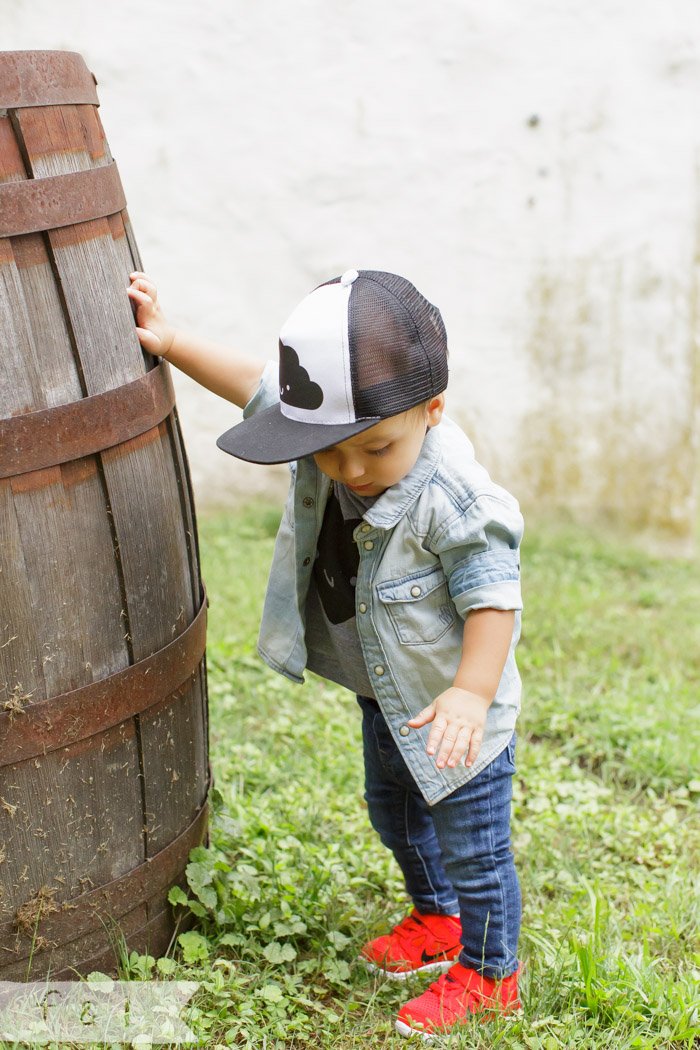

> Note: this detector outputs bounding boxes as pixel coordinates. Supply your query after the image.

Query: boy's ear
[426,392,445,428]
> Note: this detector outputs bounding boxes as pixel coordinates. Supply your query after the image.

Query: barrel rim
[0,50,99,109]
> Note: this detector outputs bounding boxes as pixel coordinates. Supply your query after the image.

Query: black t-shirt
[304,484,376,696]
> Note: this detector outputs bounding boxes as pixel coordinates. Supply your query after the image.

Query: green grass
[10,507,700,1049]
[519,527,700,792]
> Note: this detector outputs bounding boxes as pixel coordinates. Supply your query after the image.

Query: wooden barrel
[0,50,209,979]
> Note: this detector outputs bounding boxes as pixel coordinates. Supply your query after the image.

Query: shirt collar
[361,425,442,530]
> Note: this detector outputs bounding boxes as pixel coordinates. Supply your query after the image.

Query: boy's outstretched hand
[408,688,491,770]
[408,607,514,771]
[127,272,176,358]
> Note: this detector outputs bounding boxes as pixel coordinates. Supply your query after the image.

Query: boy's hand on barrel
[126,277,265,407]
[128,272,176,358]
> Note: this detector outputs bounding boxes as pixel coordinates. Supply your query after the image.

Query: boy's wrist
[450,678,494,706]
[159,327,177,360]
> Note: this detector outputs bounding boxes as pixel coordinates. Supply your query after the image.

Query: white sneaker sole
[395,1005,523,1039]
[395,1018,435,1040]
[359,956,456,982]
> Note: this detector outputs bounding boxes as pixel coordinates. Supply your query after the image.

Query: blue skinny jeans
[357,695,520,979]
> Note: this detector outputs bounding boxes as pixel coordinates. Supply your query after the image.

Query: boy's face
[313,394,445,498]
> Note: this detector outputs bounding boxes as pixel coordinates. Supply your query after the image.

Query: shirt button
[364,540,374,550]
[361,524,371,532]
[374,665,385,676]
[399,725,410,737]
[358,603,367,613]
[302,557,311,566]
[303,496,314,508]
[410,586,422,597]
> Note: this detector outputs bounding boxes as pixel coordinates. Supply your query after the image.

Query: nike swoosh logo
[421,946,458,964]
[323,570,335,588]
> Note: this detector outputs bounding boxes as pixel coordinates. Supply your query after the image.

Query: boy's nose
[338,454,365,480]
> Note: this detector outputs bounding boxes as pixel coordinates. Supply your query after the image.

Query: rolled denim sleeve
[432,493,523,617]
[242,359,279,419]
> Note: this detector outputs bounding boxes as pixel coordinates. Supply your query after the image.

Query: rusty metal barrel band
[0,162,125,238]
[0,795,209,959]
[0,51,99,108]
[48,905,178,980]
[0,359,175,480]
[0,591,207,766]
[48,909,176,981]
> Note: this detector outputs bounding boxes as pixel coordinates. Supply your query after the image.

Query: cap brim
[216,403,381,464]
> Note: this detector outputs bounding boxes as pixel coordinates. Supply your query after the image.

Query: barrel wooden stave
[12,232,85,409]
[15,102,146,396]
[140,685,208,854]
[6,461,129,698]
[0,723,143,918]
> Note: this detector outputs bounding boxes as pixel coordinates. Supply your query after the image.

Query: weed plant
[7,507,699,1049]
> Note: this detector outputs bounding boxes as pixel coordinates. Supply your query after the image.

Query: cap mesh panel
[320,271,448,419]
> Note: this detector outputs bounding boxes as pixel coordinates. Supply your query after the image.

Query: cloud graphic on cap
[279,343,324,410]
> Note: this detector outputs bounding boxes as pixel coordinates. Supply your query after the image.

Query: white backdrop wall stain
[4,0,700,546]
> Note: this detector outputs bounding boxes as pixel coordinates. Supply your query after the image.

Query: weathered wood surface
[0,51,208,976]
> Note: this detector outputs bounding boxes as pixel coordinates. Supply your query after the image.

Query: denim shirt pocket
[376,566,456,645]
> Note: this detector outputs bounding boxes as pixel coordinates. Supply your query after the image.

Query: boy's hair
[408,398,437,420]
[218,269,448,465]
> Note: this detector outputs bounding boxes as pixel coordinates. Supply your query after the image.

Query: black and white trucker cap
[216,268,449,464]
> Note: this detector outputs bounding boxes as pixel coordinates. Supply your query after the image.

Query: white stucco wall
[5,1,700,546]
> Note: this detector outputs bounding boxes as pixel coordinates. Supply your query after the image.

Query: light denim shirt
[242,363,524,805]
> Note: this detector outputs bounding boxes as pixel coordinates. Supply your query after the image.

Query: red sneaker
[395,961,520,1037]
[359,909,462,980]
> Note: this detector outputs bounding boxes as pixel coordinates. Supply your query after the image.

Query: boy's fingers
[446,727,472,768]
[465,729,484,768]
[129,275,157,298]
[436,725,472,768]
[136,283,157,301]
[436,731,459,767]
[127,287,152,307]
[408,702,436,728]
[135,327,161,354]
[425,716,448,757]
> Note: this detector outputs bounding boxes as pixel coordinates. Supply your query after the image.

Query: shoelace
[432,971,457,995]
[428,968,480,1006]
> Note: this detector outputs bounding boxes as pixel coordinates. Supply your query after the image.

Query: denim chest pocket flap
[376,567,456,645]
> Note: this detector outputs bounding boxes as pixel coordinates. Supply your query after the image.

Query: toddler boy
[128,267,524,1037]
